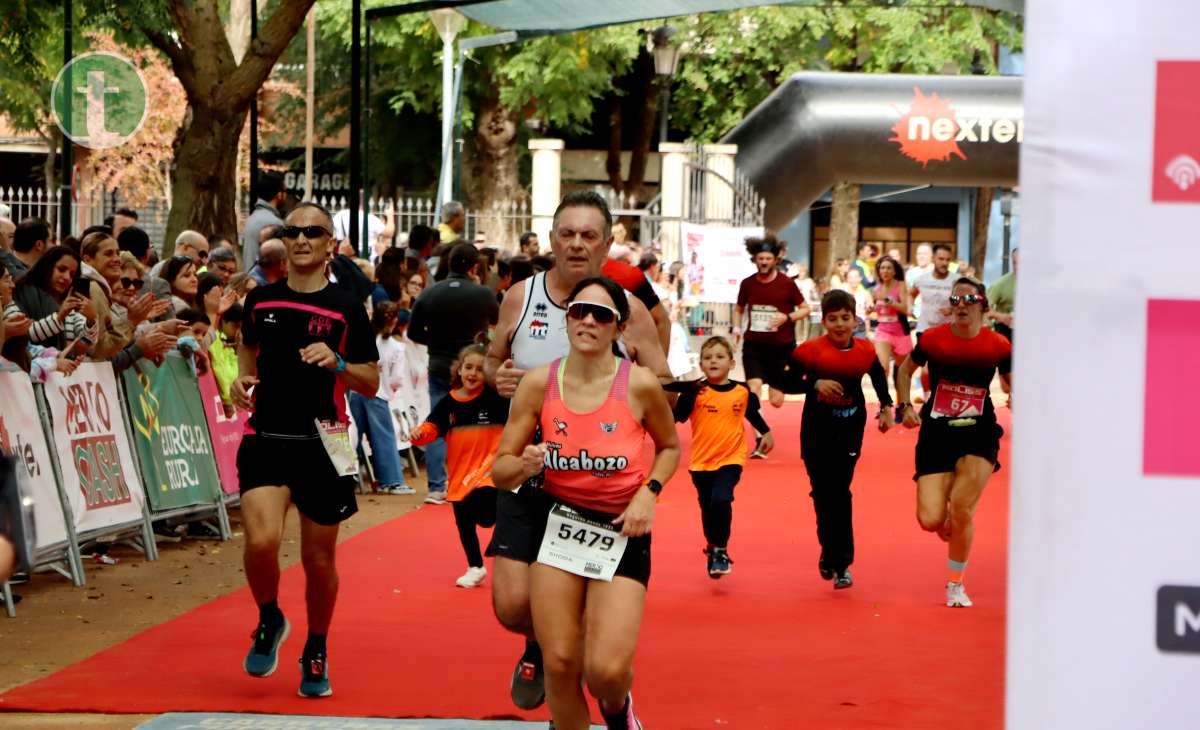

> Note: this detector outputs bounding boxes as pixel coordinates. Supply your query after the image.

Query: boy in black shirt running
[231,202,379,698]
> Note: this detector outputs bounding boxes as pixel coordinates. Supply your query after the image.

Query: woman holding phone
[493,276,680,730]
[3,246,92,369]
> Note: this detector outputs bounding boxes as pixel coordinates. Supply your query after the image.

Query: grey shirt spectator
[241,172,286,270]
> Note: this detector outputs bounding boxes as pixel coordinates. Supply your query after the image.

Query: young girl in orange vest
[408,341,509,588]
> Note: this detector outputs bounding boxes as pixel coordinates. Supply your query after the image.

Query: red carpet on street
[0,403,1010,729]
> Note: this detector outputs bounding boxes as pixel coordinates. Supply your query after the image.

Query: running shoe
[834,568,854,590]
[456,566,488,588]
[600,693,644,730]
[298,651,332,698]
[946,581,973,608]
[818,560,834,581]
[510,640,546,709]
[244,617,290,678]
[707,547,733,579]
[387,485,416,495]
[424,490,448,505]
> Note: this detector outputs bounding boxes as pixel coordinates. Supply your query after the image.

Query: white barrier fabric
[391,339,430,451]
[680,223,761,304]
[44,362,147,534]
[1010,2,1200,727]
[0,370,68,551]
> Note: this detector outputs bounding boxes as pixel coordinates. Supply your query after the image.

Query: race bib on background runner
[314,419,359,477]
[931,383,987,419]
[749,304,780,333]
[537,503,628,581]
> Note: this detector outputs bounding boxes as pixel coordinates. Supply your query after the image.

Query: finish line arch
[723,71,1023,230]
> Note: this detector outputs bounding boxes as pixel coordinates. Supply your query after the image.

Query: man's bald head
[0,217,14,251]
[258,238,288,283]
[174,230,210,265]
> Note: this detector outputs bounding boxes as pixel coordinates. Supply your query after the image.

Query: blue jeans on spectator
[425,374,450,494]
[348,392,407,489]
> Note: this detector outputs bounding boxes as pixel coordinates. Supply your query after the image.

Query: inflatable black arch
[723,72,1023,230]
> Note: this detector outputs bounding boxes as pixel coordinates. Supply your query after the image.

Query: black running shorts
[486,486,544,563]
[741,341,795,385]
[237,434,359,525]
[496,487,653,587]
[913,417,1003,480]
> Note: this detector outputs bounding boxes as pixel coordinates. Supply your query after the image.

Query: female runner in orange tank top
[494,276,680,730]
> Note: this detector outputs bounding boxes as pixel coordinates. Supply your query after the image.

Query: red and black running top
[781,336,891,459]
[910,325,1011,422]
[601,258,661,312]
[241,281,377,438]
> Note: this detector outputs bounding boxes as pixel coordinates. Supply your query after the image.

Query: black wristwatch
[646,479,664,495]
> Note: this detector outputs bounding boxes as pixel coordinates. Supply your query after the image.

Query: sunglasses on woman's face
[566,301,619,325]
[279,225,331,240]
[120,277,144,289]
[949,294,986,306]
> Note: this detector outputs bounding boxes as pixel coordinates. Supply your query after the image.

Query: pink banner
[1143,298,1200,476]
[197,370,245,494]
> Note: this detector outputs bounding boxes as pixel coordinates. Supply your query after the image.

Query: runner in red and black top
[231,202,379,699]
[734,234,809,429]
[895,277,1012,609]
[771,290,894,589]
[602,255,671,355]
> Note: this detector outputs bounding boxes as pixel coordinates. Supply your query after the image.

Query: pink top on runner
[874,283,906,335]
[539,357,648,514]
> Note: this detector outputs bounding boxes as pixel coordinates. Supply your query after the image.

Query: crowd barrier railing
[1,352,243,616]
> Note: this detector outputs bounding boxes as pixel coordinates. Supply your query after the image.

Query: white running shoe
[424,491,448,504]
[946,581,973,608]
[387,485,416,495]
[456,566,487,588]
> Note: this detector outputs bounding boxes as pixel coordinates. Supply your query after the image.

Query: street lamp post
[651,25,682,147]
[431,8,467,208]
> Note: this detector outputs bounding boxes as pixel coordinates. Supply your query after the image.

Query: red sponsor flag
[1152,61,1200,203]
[1144,299,1200,476]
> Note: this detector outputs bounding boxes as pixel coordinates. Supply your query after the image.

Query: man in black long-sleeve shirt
[408,243,499,502]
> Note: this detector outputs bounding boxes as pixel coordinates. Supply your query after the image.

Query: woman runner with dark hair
[895,277,1011,608]
[493,275,679,730]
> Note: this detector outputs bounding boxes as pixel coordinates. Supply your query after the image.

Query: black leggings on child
[690,465,743,549]
[452,487,499,568]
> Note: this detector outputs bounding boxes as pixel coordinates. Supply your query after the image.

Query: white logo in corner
[1165,154,1200,191]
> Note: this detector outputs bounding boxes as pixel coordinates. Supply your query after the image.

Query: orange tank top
[540,357,648,514]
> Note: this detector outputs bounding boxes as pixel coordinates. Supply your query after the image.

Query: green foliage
[670,2,1023,142]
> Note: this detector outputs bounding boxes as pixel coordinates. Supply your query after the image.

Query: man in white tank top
[483,191,670,713]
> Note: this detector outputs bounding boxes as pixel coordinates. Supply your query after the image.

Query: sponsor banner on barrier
[0,369,69,551]
[680,223,761,304]
[122,356,222,511]
[1011,0,1200,727]
[391,339,431,451]
[45,362,146,533]
[196,369,245,495]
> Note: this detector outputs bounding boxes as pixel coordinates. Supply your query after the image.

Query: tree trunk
[469,92,523,252]
[40,127,60,232]
[970,186,994,275]
[164,107,247,254]
[604,50,658,209]
[142,0,314,252]
[829,182,861,264]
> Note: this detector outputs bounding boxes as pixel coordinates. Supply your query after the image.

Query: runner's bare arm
[492,366,549,489]
[338,360,381,399]
[896,355,921,427]
[485,279,525,394]
[231,343,260,410]
[624,296,672,383]
[649,302,671,355]
[631,365,681,486]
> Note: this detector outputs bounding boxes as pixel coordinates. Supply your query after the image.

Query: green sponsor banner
[122,355,221,512]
